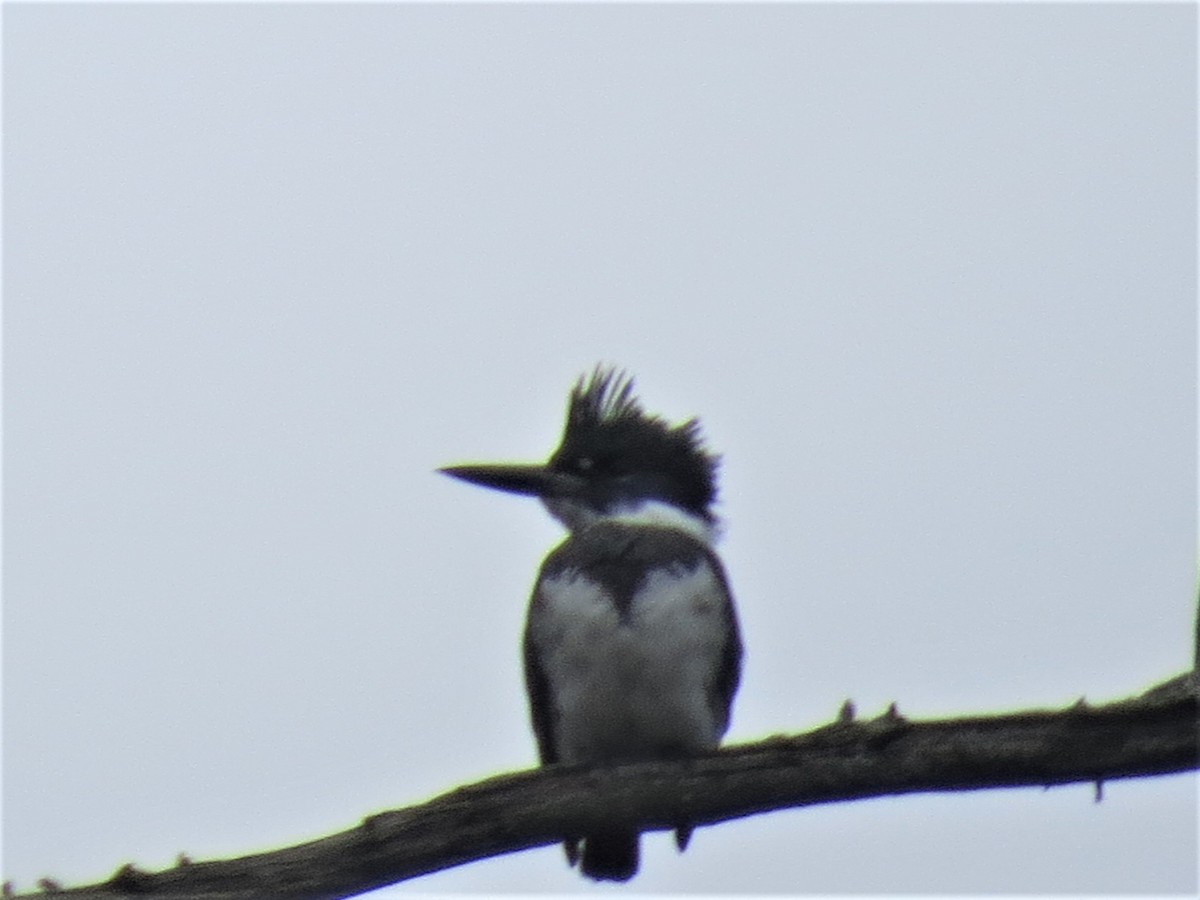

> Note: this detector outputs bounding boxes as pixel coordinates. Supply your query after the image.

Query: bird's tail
[578,830,639,882]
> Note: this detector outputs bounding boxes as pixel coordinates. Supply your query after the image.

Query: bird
[439,366,742,882]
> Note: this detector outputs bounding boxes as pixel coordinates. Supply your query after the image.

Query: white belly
[529,562,730,764]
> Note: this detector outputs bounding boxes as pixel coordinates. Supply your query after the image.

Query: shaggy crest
[549,366,719,519]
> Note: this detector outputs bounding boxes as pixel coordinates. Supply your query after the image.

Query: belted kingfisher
[440,367,742,882]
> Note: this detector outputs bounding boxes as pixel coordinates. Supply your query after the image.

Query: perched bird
[440,367,742,882]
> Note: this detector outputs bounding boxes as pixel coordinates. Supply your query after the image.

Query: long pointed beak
[438,463,583,499]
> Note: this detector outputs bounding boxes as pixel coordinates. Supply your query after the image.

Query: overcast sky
[3,3,1196,896]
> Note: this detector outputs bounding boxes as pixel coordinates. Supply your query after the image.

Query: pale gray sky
[3,3,1196,895]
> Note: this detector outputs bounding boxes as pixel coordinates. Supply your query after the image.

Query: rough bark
[9,672,1196,900]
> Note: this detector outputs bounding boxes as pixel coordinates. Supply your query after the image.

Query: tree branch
[10,673,1197,900]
